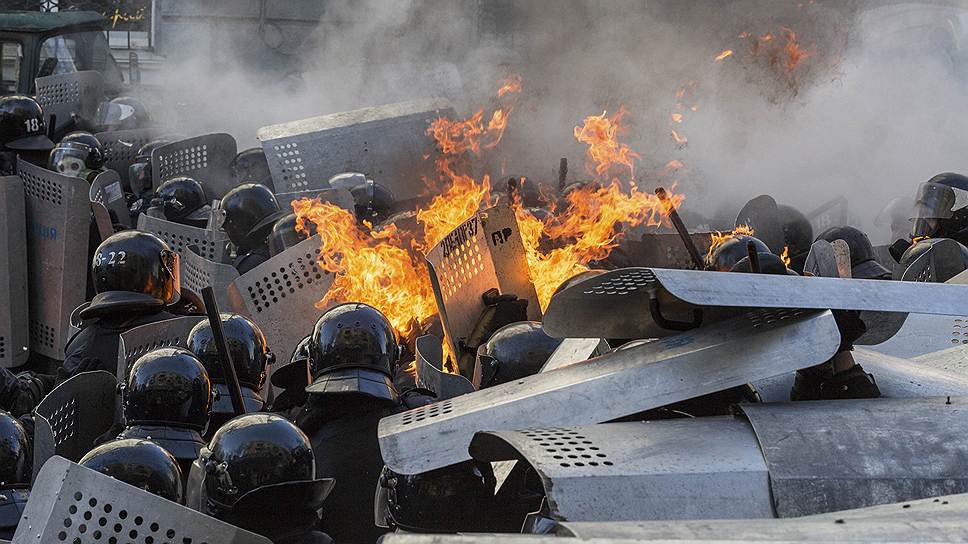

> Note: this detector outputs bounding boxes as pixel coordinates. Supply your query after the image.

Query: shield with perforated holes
[94,128,164,188]
[116,316,205,382]
[89,169,129,228]
[32,371,118,480]
[425,205,539,370]
[226,234,334,365]
[470,419,773,523]
[378,309,840,475]
[150,133,237,199]
[136,213,230,263]
[19,159,92,360]
[35,71,104,132]
[180,247,239,310]
[257,98,454,200]
[0,176,29,367]
[14,456,273,544]
[898,238,968,283]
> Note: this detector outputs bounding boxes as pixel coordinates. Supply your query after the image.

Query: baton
[201,286,246,416]
[656,187,704,270]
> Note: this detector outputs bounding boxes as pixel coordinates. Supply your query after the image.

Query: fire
[723,26,818,91]
[706,225,755,264]
[780,245,791,267]
[497,74,523,98]
[427,75,522,156]
[670,113,683,123]
[715,49,734,61]
[670,129,688,147]
[417,165,492,252]
[573,107,640,178]
[780,27,813,72]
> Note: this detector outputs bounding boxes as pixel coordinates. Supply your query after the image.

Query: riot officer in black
[817,226,892,280]
[294,303,432,543]
[328,172,398,225]
[231,148,273,191]
[62,231,180,378]
[127,139,170,222]
[192,413,334,544]
[0,410,31,540]
[150,176,212,228]
[220,183,284,274]
[0,95,54,174]
[79,438,184,503]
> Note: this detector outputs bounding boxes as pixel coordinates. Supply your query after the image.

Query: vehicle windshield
[0,41,21,94]
[38,30,121,82]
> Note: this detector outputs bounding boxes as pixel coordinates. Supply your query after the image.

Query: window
[39,34,78,77]
[0,42,21,94]
[38,31,123,85]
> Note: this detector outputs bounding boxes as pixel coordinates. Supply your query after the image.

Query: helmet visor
[95,101,137,129]
[911,182,956,221]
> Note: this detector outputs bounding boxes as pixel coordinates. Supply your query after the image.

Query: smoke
[155,0,968,243]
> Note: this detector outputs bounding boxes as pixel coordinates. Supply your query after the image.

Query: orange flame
[780,245,791,267]
[573,107,640,178]
[715,49,734,61]
[427,75,522,156]
[417,165,492,252]
[671,129,688,147]
[706,225,755,264]
[780,27,813,72]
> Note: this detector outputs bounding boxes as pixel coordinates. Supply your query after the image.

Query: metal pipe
[655,187,705,270]
[201,286,246,416]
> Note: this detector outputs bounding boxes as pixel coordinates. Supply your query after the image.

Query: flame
[715,49,734,61]
[706,225,755,264]
[671,129,688,147]
[780,27,813,72]
[417,164,492,252]
[780,246,791,267]
[670,112,683,123]
[497,74,523,98]
[573,107,640,178]
[427,75,522,156]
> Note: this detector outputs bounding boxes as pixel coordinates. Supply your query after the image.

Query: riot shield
[540,337,610,372]
[865,312,968,359]
[32,371,118,480]
[0,176,28,367]
[806,196,849,236]
[19,159,92,360]
[273,187,355,215]
[623,232,714,269]
[898,238,968,283]
[425,205,540,371]
[831,239,852,278]
[35,71,104,132]
[116,316,205,381]
[470,419,772,522]
[136,213,230,263]
[803,240,838,277]
[14,456,272,544]
[181,247,239,310]
[378,309,839,475]
[89,169,129,228]
[150,133,237,199]
[94,128,164,187]
[735,195,784,253]
[414,334,474,400]
[257,98,454,200]
[914,343,968,375]
[741,396,968,517]
[225,234,334,365]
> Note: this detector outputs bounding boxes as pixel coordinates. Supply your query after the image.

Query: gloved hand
[457,289,528,377]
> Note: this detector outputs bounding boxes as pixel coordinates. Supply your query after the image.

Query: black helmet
[0,95,53,151]
[95,96,151,131]
[705,234,771,272]
[267,213,314,257]
[155,176,209,225]
[187,313,273,413]
[79,439,183,503]
[128,139,169,194]
[328,172,397,224]
[61,131,105,169]
[271,335,312,390]
[307,302,400,401]
[734,195,785,253]
[230,148,272,186]
[220,183,282,249]
[380,461,495,533]
[817,226,891,280]
[911,181,958,239]
[729,252,796,275]
[506,176,546,208]
[474,321,563,388]
[48,142,97,179]
[124,347,212,431]
[0,410,30,489]
[895,238,968,281]
[776,204,813,272]
[92,231,180,303]
[198,414,328,516]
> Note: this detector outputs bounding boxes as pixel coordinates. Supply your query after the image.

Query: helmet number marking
[23,118,40,133]
[95,250,127,266]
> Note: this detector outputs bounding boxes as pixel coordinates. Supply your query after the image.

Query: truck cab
[0,10,123,96]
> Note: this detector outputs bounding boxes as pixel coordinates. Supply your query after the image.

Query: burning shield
[0,175,28,367]
[35,71,104,132]
[32,371,118,480]
[378,309,839,475]
[180,247,239,311]
[469,419,773,523]
[425,205,540,375]
[15,456,272,544]
[137,213,231,263]
[19,159,92,360]
[94,128,165,188]
[257,98,455,201]
[226,234,335,365]
[150,133,238,199]
[414,334,475,400]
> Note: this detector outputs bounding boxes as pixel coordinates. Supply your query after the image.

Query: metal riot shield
[32,371,118,480]
[914,343,968,375]
[136,213,230,263]
[89,169,129,228]
[94,128,164,188]
[414,334,475,400]
[540,338,610,372]
[378,309,839,475]
[19,159,91,360]
[741,396,968,517]
[180,247,239,310]
[116,316,205,381]
[257,98,454,200]
[0,176,28,367]
[14,456,273,544]
[623,232,714,269]
[34,71,104,132]
[273,187,355,215]
[425,205,540,372]
[225,234,334,365]
[735,195,784,253]
[470,419,773,522]
[831,239,852,278]
[150,133,237,199]
[865,312,968,359]
[898,238,968,283]
[806,196,849,236]
[803,240,839,277]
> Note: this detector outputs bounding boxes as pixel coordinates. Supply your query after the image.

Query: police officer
[127,139,170,221]
[0,95,54,174]
[893,237,968,281]
[269,335,311,415]
[267,213,314,257]
[0,410,29,539]
[118,348,212,477]
[187,314,274,435]
[473,321,562,388]
[94,96,152,132]
[789,307,879,401]
[79,439,184,503]
[0,367,54,416]
[220,183,284,274]
[48,140,103,182]
[230,148,273,191]
[328,172,397,225]
[908,173,968,245]
[152,176,211,228]
[193,413,334,544]
[294,303,432,543]
[817,226,892,280]
[62,231,180,378]
[705,234,771,272]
